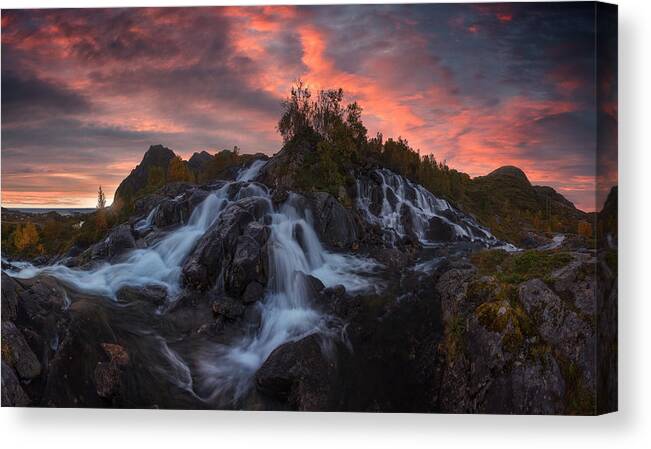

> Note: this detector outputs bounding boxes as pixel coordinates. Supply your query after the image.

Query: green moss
[471,249,572,285]
[475,290,534,353]
[557,355,596,415]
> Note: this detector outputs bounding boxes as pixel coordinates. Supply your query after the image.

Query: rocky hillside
[453,166,589,245]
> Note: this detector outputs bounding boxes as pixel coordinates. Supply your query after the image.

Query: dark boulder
[242,282,265,304]
[94,343,129,399]
[89,224,136,261]
[310,192,358,249]
[427,216,456,242]
[133,193,167,217]
[255,334,337,411]
[271,187,289,204]
[182,201,259,290]
[116,285,168,306]
[152,188,210,228]
[211,296,246,320]
[224,235,265,298]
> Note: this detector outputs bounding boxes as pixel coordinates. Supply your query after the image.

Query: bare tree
[97,185,106,209]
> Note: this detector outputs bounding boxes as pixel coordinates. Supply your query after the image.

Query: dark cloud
[1,70,91,123]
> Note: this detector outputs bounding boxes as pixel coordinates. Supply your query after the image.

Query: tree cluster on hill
[275,82,589,243]
[275,82,468,205]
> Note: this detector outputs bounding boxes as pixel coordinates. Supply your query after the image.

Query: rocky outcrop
[152,188,209,228]
[182,198,268,291]
[223,222,269,298]
[309,192,358,249]
[113,145,176,208]
[435,252,598,414]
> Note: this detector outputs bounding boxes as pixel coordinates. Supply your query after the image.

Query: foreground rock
[255,334,338,411]
[434,251,606,414]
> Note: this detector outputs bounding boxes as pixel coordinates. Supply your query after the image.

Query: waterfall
[6,163,379,404]
[236,159,267,182]
[197,193,378,402]
[8,185,232,299]
[356,168,498,246]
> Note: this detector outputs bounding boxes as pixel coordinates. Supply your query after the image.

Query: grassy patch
[471,249,572,285]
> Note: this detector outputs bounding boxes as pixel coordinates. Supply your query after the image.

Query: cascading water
[6,161,379,405]
[7,159,275,299]
[236,159,267,182]
[197,193,379,402]
[8,187,232,298]
[356,168,498,246]
[134,205,158,232]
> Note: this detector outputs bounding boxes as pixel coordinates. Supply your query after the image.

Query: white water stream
[356,168,497,246]
[5,160,379,403]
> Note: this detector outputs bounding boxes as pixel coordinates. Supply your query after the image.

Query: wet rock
[154,197,189,227]
[182,201,257,290]
[255,334,337,411]
[95,342,130,399]
[152,189,209,228]
[1,360,31,406]
[160,182,195,198]
[212,297,246,320]
[225,235,265,297]
[116,284,168,306]
[1,321,42,380]
[311,192,358,249]
[90,224,136,260]
[242,281,265,304]
[427,216,456,242]
[42,299,117,407]
[520,231,551,249]
[133,193,167,217]
[271,187,289,204]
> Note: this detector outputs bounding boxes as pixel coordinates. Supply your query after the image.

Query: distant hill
[454,165,589,244]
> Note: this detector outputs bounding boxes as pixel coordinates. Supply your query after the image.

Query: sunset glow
[1,4,616,211]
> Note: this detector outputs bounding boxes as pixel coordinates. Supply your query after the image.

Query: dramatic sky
[1,3,617,210]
